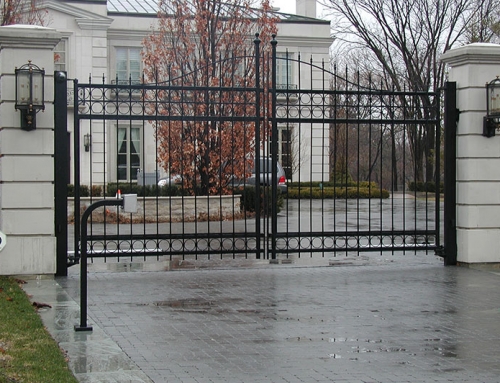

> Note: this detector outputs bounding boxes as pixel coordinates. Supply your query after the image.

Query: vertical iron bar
[333,65,338,255]
[203,49,210,259]
[390,84,395,253]
[434,91,441,250]
[167,66,174,259]
[356,71,361,254]
[270,35,277,260]
[55,71,69,276]
[297,53,303,251]
[255,34,262,259]
[344,66,349,256]
[113,75,119,262]
[413,91,418,253]
[321,58,326,256]
[231,52,239,257]
[73,79,81,265]
[402,89,407,253]
[153,75,160,258]
[442,82,457,265]
[378,89,383,252]
[309,56,314,258]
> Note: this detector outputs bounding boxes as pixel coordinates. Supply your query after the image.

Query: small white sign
[0,231,6,252]
[123,194,138,213]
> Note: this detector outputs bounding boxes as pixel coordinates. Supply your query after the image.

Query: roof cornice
[0,25,62,49]
[75,17,113,29]
[42,0,113,30]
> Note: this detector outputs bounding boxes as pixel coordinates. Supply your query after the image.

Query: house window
[54,39,67,72]
[276,52,294,89]
[116,47,141,84]
[117,126,141,181]
[279,126,293,179]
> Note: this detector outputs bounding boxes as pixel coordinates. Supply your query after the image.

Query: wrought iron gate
[56,36,453,270]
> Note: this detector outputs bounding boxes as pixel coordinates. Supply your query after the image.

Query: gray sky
[271,0,295,14]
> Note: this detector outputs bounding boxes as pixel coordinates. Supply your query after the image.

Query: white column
[0,25,62,275]
[441,43,500,264]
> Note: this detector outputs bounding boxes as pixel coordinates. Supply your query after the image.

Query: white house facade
[42,0,332,186]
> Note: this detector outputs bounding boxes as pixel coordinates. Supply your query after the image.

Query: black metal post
[270,35,278,260]
[443,81,458,266]
[73,79,81,265]
[54,71,69,276]
[254,33,262,260]
[75,198,123,332]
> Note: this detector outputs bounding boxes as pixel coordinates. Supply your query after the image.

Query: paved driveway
[34,253,500,383]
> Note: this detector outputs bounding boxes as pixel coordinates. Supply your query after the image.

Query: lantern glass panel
[16,71,31,106]
[31,71,44,107]
[489,82,500,116]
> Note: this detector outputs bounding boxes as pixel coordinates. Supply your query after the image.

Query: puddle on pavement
[154,298,214,307]
[286,337,384,344]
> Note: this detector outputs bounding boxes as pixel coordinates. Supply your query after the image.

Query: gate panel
[65,37,443,265]
[268,42,442,259]
[71,42,267,262]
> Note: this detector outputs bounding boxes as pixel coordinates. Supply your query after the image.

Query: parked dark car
[236,157,287,194]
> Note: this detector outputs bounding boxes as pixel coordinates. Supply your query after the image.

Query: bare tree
[464,0,500,43]
[321,0,475,184]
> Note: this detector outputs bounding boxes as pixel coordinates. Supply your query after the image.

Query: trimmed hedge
[287,186,389,199]
[68,183,389,200]
[407,181,444,193]
[68,183,185,197]
[288,180,379,189]
[67,184,101,197]
[236,186,283,214]
[105,183,185,197]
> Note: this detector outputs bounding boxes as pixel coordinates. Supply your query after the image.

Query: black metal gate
[55,36,455,272]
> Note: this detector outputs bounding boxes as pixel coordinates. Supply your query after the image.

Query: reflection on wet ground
[68,194,442,250]
[25,255,500,382]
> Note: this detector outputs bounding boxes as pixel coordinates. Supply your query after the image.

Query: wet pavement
[24,254,500,382]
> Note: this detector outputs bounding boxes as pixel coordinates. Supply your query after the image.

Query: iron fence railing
[64,37,443,266]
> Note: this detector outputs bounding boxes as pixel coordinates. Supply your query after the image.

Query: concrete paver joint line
[24,254,500,383]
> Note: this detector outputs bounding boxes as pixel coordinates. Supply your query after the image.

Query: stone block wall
[0,26,61,275]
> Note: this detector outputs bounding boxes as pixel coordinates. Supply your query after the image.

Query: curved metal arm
[75,198,123,332]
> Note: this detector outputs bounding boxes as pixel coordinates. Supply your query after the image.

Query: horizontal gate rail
[274,88,439,97]
[77,115,260,122]
[274,230,437,254]
[274,118,438,125]
[84,233,262,256]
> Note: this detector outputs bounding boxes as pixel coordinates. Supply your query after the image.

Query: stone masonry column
[0,25,61,275]
[441,43,500,264]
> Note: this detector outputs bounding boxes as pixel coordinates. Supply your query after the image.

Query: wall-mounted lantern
[484,76,500,137]
[15,61,45,131]
[83,133,91,152]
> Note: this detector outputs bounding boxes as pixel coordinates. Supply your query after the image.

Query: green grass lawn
[0,276,78,383]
